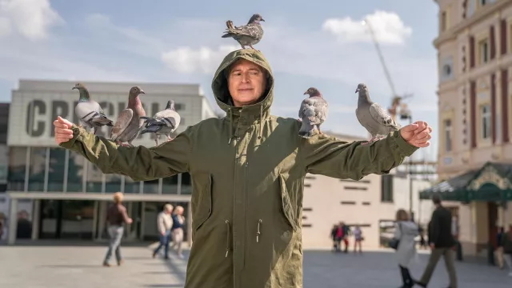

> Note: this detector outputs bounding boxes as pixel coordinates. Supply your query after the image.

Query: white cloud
[322,10,412,45]
[0,0,64,40]
[161,45,239,74]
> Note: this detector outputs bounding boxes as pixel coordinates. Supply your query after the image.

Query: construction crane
[361,18,413,122]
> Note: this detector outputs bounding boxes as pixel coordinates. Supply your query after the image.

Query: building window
[440,11,447,32]
[479,39,489,64]
[480,104,491,139]
[480,0,487,6]
[381,175,393,202]
[444,119,452,152]
[175,103,185,111]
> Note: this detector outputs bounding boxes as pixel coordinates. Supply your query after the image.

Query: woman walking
[394,209,419,288]
[353,225,363,253]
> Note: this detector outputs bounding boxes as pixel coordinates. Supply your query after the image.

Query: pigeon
[221,14,265,50]
[110,86,146,147]
[298,87,328,138]
[72,83,114,134]
[140,100,181,146]
[355,83,401,145]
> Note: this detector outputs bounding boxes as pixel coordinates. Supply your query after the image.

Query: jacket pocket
[278,174,297,231]
[191,173,213,232]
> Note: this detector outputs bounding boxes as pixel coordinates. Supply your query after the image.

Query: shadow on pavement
[8,239,156,247]
[37,264,102,268]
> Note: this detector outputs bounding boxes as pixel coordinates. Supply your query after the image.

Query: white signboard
[8,92,193,147]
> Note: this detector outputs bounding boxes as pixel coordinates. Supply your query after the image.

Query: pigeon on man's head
[298,87,328,139]
[355,83,401,145]
[72,83,114,135]
[140,100,181,146]
[222,14,265,50]
[109,86,146,147]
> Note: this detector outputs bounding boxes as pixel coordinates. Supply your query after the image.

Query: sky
[0,0,440,161]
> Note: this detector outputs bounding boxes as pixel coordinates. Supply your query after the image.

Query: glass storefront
[39,199,95,239]
[8,146,191,194]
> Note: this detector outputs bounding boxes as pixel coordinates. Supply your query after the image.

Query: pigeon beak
[303,91,308,95]
[140,90,146,94]
[72,87,77,90]
[260,18,265,22]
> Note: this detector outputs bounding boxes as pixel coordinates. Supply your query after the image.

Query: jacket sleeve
[394,223,401,239]
[157,213,165,234]
[430,210,440,245]
[300,130,418,179]
[59,125,192,182]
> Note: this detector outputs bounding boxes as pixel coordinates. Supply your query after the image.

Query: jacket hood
[211,48,274,116]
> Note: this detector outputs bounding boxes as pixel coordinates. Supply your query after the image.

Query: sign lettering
[22,99,184,140]
[25,100,46,137]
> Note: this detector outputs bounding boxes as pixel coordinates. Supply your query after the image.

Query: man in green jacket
[54,48,432,288]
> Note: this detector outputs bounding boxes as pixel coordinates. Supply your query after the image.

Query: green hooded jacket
[60,48,418,288]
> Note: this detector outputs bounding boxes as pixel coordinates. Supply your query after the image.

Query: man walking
[103,192,132,267]
[416,194,457,288]
[153,204,173,259]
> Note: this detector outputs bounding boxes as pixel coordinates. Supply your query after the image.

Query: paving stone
[1,245,511,287]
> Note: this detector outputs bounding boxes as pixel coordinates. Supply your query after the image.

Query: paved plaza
[0,243,511,287]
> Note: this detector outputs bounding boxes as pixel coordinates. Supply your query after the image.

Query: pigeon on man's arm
[355,83,400,145]
[72,83,114,135]
[298,87,328,139]
[140,100,181,146]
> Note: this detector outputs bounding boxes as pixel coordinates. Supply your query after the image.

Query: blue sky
[0,0,439,160]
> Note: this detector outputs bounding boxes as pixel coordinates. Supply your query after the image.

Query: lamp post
[399,104,414,221]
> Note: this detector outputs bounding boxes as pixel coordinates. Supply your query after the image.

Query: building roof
[15,79,204,96]
[420,162,512,202]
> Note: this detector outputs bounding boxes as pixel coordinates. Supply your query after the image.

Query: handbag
[389,222,402,250]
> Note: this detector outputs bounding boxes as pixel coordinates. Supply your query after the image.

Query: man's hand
[53,116,75,144]
[399,121,432,148]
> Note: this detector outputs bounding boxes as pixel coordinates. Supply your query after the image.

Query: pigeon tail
[140,126,161,134]
[298,121,317,139]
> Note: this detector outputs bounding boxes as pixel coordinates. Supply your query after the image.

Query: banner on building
[8,89,191,147]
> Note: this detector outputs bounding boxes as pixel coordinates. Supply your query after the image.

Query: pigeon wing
[155,110,181,130]
[300,97,328,125]
[368,103,400,129]
[226,23,262,38]
[110,109,133,140]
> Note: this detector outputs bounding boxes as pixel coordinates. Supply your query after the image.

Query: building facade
[5,79,217,244]
[432,0,512,256]
[301,132,434,250]
[3,80,433,248]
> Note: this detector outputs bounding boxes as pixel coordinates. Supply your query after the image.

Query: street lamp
[399,104,414,221]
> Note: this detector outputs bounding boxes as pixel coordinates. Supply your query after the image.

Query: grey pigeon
[110,86,146,147]
[72,83,114,134]
[140,100,181,146]
[298,87,328,138]
[355,83,401,145]
[221,14,264,50]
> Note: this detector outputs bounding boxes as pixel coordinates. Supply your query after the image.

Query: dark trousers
[399,265,413,287]
[153,232,171,258]
[419,247,457,288]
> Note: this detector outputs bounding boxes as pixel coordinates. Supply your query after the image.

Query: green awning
[420,162,512,202]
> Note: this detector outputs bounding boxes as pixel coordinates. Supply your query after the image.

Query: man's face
[227,59,267,107]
